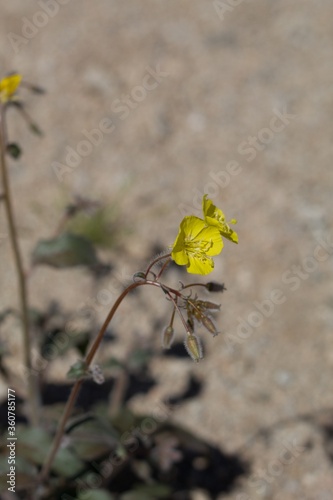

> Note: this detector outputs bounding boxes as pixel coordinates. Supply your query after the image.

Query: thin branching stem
[0,104,40,426]
[181,282,207,290]
[156,256,171,280]
[39,279,162,483]
[161,286,190,333]
[144,252,171,279]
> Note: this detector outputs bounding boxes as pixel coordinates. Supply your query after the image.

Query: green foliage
[32,233,100,269]
[65,206,119,249]
[16,427,85,477]
[78,490,116,500]
[120,484,172,500]
[6,142,22,159]
[29,122,43,136]
[68,417,121,461]
[67,360,89,381]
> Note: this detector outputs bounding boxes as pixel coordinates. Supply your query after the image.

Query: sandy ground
[1,1,333,498]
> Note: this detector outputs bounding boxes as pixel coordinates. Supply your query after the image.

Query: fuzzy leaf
[16,427,84,477]
[69,418,120,461]
[29,122,43,136]
[67,360,88,380]
[65,207,117,249]
[120,484,172,500]
[42,329,90,359]
[78,490,116,500]
[32,233,99,269]
[6,142,22,159]
[128,349,153,370]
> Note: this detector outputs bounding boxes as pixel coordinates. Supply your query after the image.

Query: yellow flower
[171,216,223,275]
[0,74,22,103]
[202,194,238,244]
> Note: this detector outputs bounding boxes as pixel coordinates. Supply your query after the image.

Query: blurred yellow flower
[202,194,238,244]
[171,216,223,275]
[0,74,22,103]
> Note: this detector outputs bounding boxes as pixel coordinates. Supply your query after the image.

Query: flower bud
[206,282,226,293]
[161,325,175,349]
[184,334,203,362]
[133,272,146,282]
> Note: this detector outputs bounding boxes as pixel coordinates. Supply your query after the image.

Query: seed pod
[198,300,221,311]
[192,307,204,322]
[201,315,219,336]
[184,334,203,362]
[161,325,175,349]
[186,309,195,332]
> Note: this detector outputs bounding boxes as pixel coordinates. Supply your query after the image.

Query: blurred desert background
[1,1,333,499]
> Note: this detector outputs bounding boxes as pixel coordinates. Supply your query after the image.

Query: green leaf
[128,349,153,371]
[120,484,172,500]
[67,360,88,380]
[6,142,22,159]
[65,207,117,249]
[53,447,85,478]
[110,408,137,434]
[102,357,124,370]
[78,490,116,500]
[32,233,99,269]
[16,426,84,477]
[42,330,90,359]
[69,417,120,461]
[29,122,43,136]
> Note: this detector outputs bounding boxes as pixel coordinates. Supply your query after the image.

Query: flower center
[186,237,212,260]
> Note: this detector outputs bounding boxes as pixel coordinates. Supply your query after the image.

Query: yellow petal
[203,195,238,244]
[203,194,226,221]
[224,229,238,244]
[171,214,224,275]
[181,216,207,238]
[198,226,223,256]
[0,74,22,103]
[187,255,214,275]
[171,247,189,266]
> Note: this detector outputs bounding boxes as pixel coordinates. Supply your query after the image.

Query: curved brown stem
[39,279,159,482]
